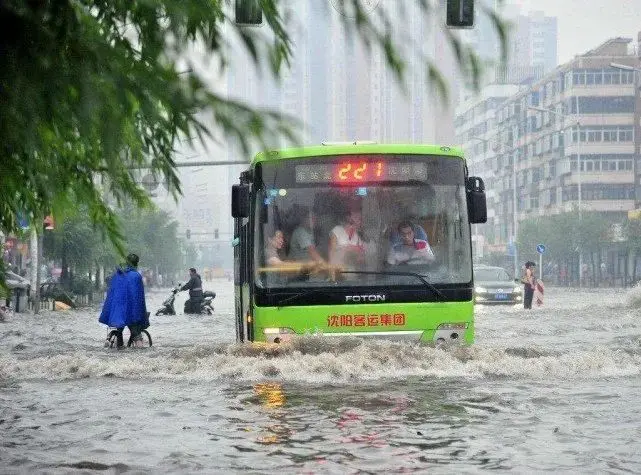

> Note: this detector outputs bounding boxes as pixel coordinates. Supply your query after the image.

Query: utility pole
[30,219,43,314]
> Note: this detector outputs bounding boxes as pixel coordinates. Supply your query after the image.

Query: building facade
[461,3,558,95]
[456,83,525,259]
[456,36,641,277]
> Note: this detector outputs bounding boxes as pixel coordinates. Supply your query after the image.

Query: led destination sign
[294,161,429,184]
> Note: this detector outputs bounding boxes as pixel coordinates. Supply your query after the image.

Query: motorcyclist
[180,267,203,313]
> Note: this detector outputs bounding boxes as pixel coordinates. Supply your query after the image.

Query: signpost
[536,244,546,279]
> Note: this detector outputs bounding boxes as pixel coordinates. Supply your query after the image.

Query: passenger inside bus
[287,206,325,265]
[386,221,436,266]
[258,182,469,285]
[328,209,366,267]
[265,229,286,266]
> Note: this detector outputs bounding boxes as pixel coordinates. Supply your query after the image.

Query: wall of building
[456,36,641,270]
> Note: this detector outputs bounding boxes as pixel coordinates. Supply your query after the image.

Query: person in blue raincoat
[99,254,149,348]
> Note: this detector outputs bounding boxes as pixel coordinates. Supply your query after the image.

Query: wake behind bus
[231,143,486,344]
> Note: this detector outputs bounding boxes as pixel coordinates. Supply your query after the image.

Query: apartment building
[461,3,558,95]
[457,36,641,257]
[455,84,524,256]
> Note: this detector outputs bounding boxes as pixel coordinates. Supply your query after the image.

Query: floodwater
[1,281,641,473]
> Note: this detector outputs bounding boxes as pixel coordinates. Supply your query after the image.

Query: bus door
[232,182,254,342]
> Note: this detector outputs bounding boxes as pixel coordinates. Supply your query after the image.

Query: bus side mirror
[232,184,250,218]
[467,176,487,224]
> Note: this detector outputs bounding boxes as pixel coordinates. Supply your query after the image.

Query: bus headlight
[475,286,487,293]
[263,327,296,344]
[513,286,522,293]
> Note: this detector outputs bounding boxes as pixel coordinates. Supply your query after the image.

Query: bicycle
[105,327,153,348]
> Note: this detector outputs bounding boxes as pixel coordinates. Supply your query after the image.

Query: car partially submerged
[474,265,521,304]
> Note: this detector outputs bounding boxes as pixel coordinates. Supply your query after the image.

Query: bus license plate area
[494,293,508,300]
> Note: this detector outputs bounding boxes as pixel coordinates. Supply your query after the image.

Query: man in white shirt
[328,210,367,267]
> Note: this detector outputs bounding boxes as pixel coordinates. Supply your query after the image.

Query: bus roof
[251,144,465,166]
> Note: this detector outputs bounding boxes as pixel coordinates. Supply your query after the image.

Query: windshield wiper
[274,269,445,307]
[339,270,446,301]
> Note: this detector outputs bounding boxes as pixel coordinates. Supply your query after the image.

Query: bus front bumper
[262,325,469,345]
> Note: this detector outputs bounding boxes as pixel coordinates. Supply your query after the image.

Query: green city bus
[231,143,486,344]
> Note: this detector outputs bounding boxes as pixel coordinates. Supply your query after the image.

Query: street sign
[536,244,546,254]
[17,213,29,230]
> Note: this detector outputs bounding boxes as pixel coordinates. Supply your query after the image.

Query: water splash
[625,282,641,309]
[1,337,639,384]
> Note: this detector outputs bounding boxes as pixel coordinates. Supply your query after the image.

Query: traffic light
[446,0,475,29]
[186,229,191,240]
[214,229,219,239]
[235,0,262,25]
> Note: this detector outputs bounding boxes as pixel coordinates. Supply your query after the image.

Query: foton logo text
[345,295,386,303]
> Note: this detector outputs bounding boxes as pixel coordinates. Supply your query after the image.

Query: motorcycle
[155,284,215,316]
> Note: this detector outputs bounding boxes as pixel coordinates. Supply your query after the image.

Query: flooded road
[1,281,641,473]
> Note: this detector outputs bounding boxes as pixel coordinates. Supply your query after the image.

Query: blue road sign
[17,213,29,230]
[536,244,546,254]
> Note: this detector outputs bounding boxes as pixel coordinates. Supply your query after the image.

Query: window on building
[532,167,542,182]
[620,129,634,141]
[569,96,635,114]
[570,126,633,143]
[573,70,586,85]
[587,130,602,142]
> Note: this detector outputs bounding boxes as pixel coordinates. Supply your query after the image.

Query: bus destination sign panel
[294,161,428,184]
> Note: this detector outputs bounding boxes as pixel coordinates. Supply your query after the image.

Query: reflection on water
[1,285,641,472]
[252,382,292,444]
[254,382,287,409]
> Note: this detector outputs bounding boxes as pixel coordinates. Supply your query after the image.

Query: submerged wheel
[142,330,152,347]
[127,329,152,348]
[107,330,120,349]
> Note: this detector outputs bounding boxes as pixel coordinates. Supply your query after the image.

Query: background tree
[624,217,641,283]
[0,0,507,286]
[43,203,185,292]
[517,210,618,285]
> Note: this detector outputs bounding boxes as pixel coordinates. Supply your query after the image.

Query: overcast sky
[512,0,641,63]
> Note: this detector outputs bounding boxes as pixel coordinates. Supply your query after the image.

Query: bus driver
[387,221,435,266]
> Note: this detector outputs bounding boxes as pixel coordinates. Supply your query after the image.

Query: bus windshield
[254,155,472,288]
